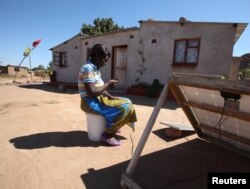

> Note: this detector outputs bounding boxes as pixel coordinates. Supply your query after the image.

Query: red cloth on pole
[32,39,42,47]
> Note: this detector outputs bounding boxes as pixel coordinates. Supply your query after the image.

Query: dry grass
[0,73,49,84]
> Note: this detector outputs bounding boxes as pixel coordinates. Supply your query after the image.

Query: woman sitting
[78,44,137,146]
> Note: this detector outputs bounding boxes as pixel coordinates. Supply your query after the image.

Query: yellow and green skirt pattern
[81,95,137,133]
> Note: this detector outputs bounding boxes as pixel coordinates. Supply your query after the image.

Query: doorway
[112,45,128,89]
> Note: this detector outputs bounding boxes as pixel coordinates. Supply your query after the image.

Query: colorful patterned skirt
[81,95,137,133]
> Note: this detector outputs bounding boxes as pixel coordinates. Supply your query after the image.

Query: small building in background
[2,65,28,77]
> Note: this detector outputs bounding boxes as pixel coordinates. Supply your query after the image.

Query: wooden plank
[121,173,143,189]
[124,83,169,177]
[168,80,203,136]
[171,75,250,95]
[183,101,250,122]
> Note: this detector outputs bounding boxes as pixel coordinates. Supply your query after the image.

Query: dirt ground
[0,82,249,189]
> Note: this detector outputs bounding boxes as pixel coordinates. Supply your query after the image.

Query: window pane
[188,40,199,47]
[54,52,60,65]
[60,52,67,66]
[187,48,198,63]
[175,41,186,62]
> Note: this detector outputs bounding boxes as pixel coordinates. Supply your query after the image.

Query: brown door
[112,46,127,89]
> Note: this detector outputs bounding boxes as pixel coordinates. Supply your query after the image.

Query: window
[54,51,68,67]
[173,38,200,65]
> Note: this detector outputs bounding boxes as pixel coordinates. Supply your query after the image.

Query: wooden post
[13,56,26,83]
[29,54,33,83]
[121,82,169,188]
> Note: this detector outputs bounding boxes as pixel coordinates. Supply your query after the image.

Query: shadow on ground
[9,131,105,149]
[18,83,78,94]
[126,94,179,110]
[17,83,180,109]
[153,128,196,142]
[81,138,250,189]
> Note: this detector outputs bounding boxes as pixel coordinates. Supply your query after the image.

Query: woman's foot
[101,132,121,146]
[116,129,121,134]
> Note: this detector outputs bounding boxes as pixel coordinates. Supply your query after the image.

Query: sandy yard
[0,82,249,189]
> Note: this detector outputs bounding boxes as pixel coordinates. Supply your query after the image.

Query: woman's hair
[90,44,110,59]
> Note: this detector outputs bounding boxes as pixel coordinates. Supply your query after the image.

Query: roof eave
[234,23,248,44]
[79,27,139,40]
[49,34,81,51]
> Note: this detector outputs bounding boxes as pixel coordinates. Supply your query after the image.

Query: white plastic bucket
[85,113,106,141]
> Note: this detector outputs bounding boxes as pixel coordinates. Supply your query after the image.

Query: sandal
[101,133,121,146]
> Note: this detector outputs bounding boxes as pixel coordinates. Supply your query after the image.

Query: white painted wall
[51,20,242,88]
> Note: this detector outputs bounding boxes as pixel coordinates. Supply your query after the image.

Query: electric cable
[158,98,230,189]
[209,98,228,172]
[130,131,134,157]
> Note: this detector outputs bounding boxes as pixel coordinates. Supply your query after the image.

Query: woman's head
[90,44,110,68]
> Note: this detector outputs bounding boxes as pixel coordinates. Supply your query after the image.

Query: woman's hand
[103,90,119,100]
[108,79,118,86]
[84,79,118,97]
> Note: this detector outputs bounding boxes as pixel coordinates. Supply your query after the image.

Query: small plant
[135,38,146,84]
[146,79,164,97]
[238,64,250,80]
[49,70,56,82]
[220,75,227,80]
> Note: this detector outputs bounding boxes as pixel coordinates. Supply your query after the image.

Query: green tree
[47,61,52,71]
[32,64,45,71]
[80,18,124,36]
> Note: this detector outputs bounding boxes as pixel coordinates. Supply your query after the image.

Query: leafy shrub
[146,79,163,97]
[49,71,56,82]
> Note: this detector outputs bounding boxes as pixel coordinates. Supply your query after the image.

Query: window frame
[172,38,200,66]
[53,51,68,67]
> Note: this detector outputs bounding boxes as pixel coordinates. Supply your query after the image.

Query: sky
[0,0,250,69]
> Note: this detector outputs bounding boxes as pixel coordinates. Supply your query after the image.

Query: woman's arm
[84,79,118,97]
